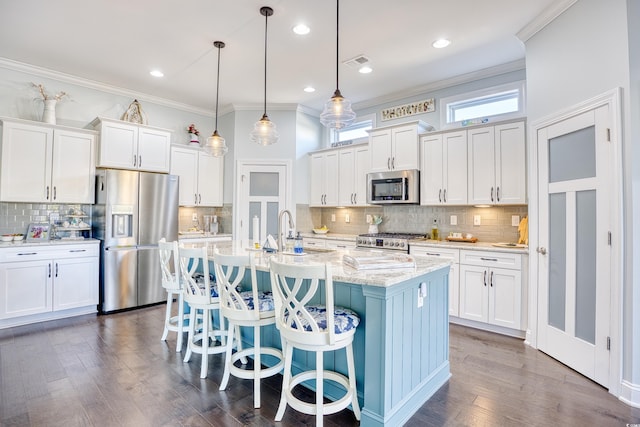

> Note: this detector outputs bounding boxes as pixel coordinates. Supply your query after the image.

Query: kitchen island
[192,241,451,427]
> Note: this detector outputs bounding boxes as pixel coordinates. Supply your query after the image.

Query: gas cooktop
[356,232,426,251]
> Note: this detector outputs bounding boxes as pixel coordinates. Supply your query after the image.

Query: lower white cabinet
[0,243,99,324]
[459,250,522,330]
[410,246,460,317]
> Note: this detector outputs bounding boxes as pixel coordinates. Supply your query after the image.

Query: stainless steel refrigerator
[93,169,179,313]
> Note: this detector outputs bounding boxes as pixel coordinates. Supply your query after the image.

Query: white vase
[189,134,199,145]
[368,224,379,234]
[42,99,57,124]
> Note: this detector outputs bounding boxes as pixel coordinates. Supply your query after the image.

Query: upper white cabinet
[310,151,339,207]
[170,146,223,207]
[467,121,526,205]
[0,118,96,203]
[338,145,370,206]
[420,130,468,205]
[369,121,433,172]
[93,117,171,173]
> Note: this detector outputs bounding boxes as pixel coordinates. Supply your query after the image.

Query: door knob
[537,247,547,255]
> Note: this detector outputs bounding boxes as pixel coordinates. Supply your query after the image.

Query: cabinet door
[53,257,99,311]
[353,145,370,206]
[410,246,460,316]
[98,121,138,169]
[467,126,496,205]
[488,267,522,329]
[459,264,488,323]
[138,127,171,172]
[197,152,223,206]
[391,125,419,170]
[420,134,444,205]
[309,153,325,206]
[443,130,468,205]
[495,121,526,204]
[369,129,392,172]
[323,151,339,206]
[338,148,355,205]
[52,130,95,203]
[170,147,198,206]
[0,260,52,319]
[0,121,53,202]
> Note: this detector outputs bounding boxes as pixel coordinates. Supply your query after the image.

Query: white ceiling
[0,0,570,115]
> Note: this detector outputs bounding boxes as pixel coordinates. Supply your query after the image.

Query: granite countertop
[186,240,451,288]
[409,238,529,254]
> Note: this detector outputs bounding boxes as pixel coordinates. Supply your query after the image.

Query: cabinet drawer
[304,238,326,248]
[410,246,459,262]
[460,250,521,269]
[0,243,99,262]
[325,239,356,250]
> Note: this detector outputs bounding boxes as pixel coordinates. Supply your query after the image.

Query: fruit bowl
[313,228,329,234]
[1,235,13,242]
[13,234,24,241]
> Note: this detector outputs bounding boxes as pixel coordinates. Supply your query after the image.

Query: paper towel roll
[252,216,259,244]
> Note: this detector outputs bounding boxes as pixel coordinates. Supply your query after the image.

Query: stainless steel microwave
[367,169,420,204]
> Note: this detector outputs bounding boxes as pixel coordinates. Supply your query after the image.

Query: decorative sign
[380,98,435,121]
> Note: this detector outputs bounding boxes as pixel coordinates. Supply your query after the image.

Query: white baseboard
[619,380,640,409]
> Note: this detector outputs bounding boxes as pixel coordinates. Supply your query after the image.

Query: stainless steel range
[356,232,426,252]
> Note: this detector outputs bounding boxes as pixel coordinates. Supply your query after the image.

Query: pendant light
[250,6,279,146]
[320,0,356,129]
[204,41,228,157]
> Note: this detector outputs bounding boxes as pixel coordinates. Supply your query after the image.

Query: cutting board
[445,236,478,243]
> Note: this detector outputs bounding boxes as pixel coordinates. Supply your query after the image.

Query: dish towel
[518,217,528,245]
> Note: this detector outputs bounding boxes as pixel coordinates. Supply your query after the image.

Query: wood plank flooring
[1,305,639,426]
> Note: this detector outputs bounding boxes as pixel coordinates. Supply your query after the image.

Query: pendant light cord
[335,0,340,92]
[215,44,221,131]
[263,9,268,116]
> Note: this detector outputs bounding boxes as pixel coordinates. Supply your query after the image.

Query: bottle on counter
[294,232,304,254]
[285,231,295,253]
[431,219,439,241]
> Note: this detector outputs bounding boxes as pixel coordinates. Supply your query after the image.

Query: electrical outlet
[450,215,457,226]
[473,215,481,226]
[417,289,424,308]
[345,214,350,223]
[512,215,520,227]
[366,214,372,224]
[192,213,198,222]
[331,214,336,222]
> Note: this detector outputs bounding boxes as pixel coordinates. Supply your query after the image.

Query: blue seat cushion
[286,306,360,334]
[238,290,275,312]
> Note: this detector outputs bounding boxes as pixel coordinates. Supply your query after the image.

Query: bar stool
[269,259,361,426]
[159,238,187,352]
[179,245,228,379]
[214,250,284,408]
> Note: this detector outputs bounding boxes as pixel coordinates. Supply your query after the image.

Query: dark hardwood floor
[1,305,639,426]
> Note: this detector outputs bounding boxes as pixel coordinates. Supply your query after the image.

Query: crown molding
[352,59,526,111]
[516,0,578,42]
[0,57,216,117]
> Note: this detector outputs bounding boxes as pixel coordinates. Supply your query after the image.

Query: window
[330,113,375,146]
[440,81,525,128]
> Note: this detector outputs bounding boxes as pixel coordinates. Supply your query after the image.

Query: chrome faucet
[277,209,295,252]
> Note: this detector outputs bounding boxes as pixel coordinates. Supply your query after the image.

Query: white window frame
[329,113,376,146]
[440,81,526,129]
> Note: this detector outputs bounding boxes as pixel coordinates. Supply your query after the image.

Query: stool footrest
[285,370,355,416]
[229,347,284,380]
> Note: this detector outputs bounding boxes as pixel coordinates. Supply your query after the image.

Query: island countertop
[191,240,452,287]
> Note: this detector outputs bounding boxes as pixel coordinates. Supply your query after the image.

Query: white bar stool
[269,259,361,427]
[179,245,228,379]
[214,250,284,408]
[159,238,187,352]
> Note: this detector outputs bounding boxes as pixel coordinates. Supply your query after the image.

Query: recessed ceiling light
[303,86,315,93]
[293,24,310,35]
[358,66,372,74]
[150,69,164,77]
[432,38,451,49]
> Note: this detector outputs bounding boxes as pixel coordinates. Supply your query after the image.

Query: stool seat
[285,305,359,333]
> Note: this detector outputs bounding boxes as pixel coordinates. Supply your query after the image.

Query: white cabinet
[420,130,467,205]
[467,121,526,205]
[0,243,99,323]
[369,121,432,172]
[170,146,223,207]
[93,118,171,173]
[310,151,339,207]
[338,145,370,206]
[459,250,522,330]
[0,118,96,203]
[325,238,356,250]
[410,246,460,316]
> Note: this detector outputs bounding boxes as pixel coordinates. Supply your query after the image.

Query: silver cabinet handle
[491,187,494,202]
[198,194,201,204]
[194,194,198,205]
[353,193,357,204]
[18,252,38,256]
[139,155,142,168]
[426,253,441,256]
[480,257,498,262]
[48,263,51,278]
[69,249,86,253]
[53,186,57,200]
[537,247,547,255]
[443,189,447,203]
[55,262,59,278]
[490,271,494,287]
[133,155,137,167]
[46,186,50,200]
[483,270,487,286]
[387,157,391,170]
[496,186,500,202]
[438,189,442,203]
[391,157,395,169]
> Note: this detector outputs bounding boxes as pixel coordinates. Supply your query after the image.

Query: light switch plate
[366,214,372,224]
[192,213,198,222]
[331,214,336,222]
[345,214,350,223]
[512,215,520,226]
[473,215,481,226]
[450,215,457,225]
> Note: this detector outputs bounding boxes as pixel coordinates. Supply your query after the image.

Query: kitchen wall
[178,205,232,235]
[297,204,528,243]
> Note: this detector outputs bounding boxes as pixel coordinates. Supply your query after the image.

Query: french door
[536,105,612,387]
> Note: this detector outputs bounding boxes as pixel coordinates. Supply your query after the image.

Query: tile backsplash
[298,204,529,243]
[0,202,92,236]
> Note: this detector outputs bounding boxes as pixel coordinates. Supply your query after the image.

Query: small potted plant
[187,123,200,144]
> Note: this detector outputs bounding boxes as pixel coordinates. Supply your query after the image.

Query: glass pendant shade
[205,130,228,156]
[250,113,279,146]
[320,89,356,129]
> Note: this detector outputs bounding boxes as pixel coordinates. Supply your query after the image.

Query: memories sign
[380,98,435,121]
